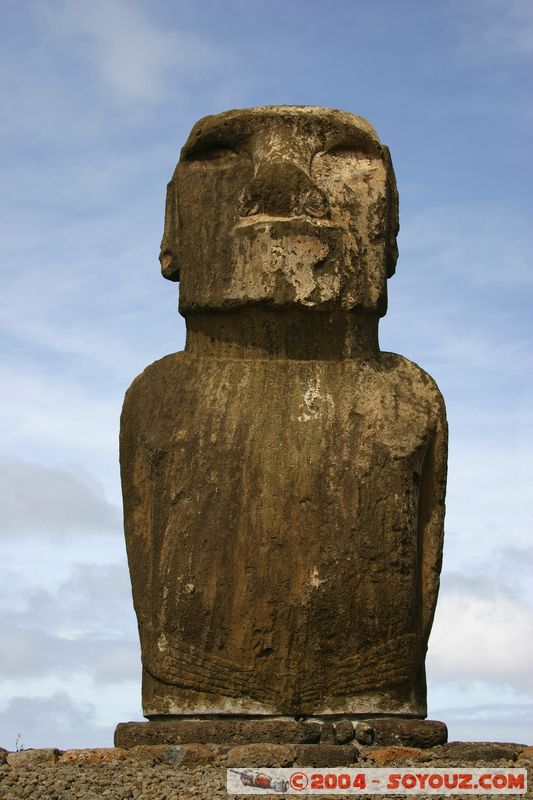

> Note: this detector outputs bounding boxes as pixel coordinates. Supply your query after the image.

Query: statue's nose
[238,159,329,219]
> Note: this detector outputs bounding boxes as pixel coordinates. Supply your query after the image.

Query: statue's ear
[159,176,180,282]
[382,145,399,278]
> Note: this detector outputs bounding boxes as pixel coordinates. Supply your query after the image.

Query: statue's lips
[233,216,342,263]
[232,216,342,276]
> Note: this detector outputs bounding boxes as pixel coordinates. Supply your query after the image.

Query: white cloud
[382,202,532,404]
[0,561,139,686]
[0,691,111,750]
[399,203,532,290]
[497,543,533,575]
[442,438,533,599]
[0,560,142,748]
[0,345,133,501]
[0,624,139,683]
[0,563,133,633]
[427,559,533,742]
[433,701,533,744]
[0,455,120,538]
[39,0,231,106]
[0,1,236,147]
[429,572,533,693]
[454,0,533,59]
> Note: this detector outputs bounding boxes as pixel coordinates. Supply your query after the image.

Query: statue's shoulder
[376,351,446,417]
[378,351,443,388]
[122,351,189,415]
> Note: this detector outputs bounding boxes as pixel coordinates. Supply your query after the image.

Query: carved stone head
[160,106,399,316]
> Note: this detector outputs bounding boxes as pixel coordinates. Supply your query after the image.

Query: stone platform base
[2,741,531,800]
[114,717,448,750]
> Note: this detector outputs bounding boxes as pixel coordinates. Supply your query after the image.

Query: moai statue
[120,106,447,723]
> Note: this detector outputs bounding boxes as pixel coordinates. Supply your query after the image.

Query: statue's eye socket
[325,144,369,158]
[188,146,238,162]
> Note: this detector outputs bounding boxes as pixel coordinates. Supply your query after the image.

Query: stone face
[121,105,447,720]
[161,107,399,313]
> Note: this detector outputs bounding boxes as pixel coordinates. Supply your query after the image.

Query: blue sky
[0,0,532,748]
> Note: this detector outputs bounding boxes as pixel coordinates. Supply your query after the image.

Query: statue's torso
[121,351,444,717]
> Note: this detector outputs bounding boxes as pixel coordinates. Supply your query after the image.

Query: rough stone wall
[1,741,531,800]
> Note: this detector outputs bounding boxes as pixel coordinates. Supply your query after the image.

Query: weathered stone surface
[121,105,447,719]
[162,743,218,766]
[71,743,219,767]
[294,744,358,767]
[362,717,448,748]
[160,107,399,310]
[370,745,426,764]
[123,744,175,764]
[432,742,524,763]
[354,721,375,745]
[225,744,297,768]
[335,719,355,744]
[225,742,358,768]
[58,748,127,765]
[0,741,528,798]
[320,722,336,744]
[7,748,62,766]
[114,719,321,748]
[518,745,533,763]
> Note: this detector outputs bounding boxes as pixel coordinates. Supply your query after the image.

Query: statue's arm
[418,395,448,645]
[120,377,153,632]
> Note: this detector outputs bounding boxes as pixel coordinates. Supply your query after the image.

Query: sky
[0,0,532,750]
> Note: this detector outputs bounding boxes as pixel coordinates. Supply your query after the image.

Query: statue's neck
[184,308,380,360]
